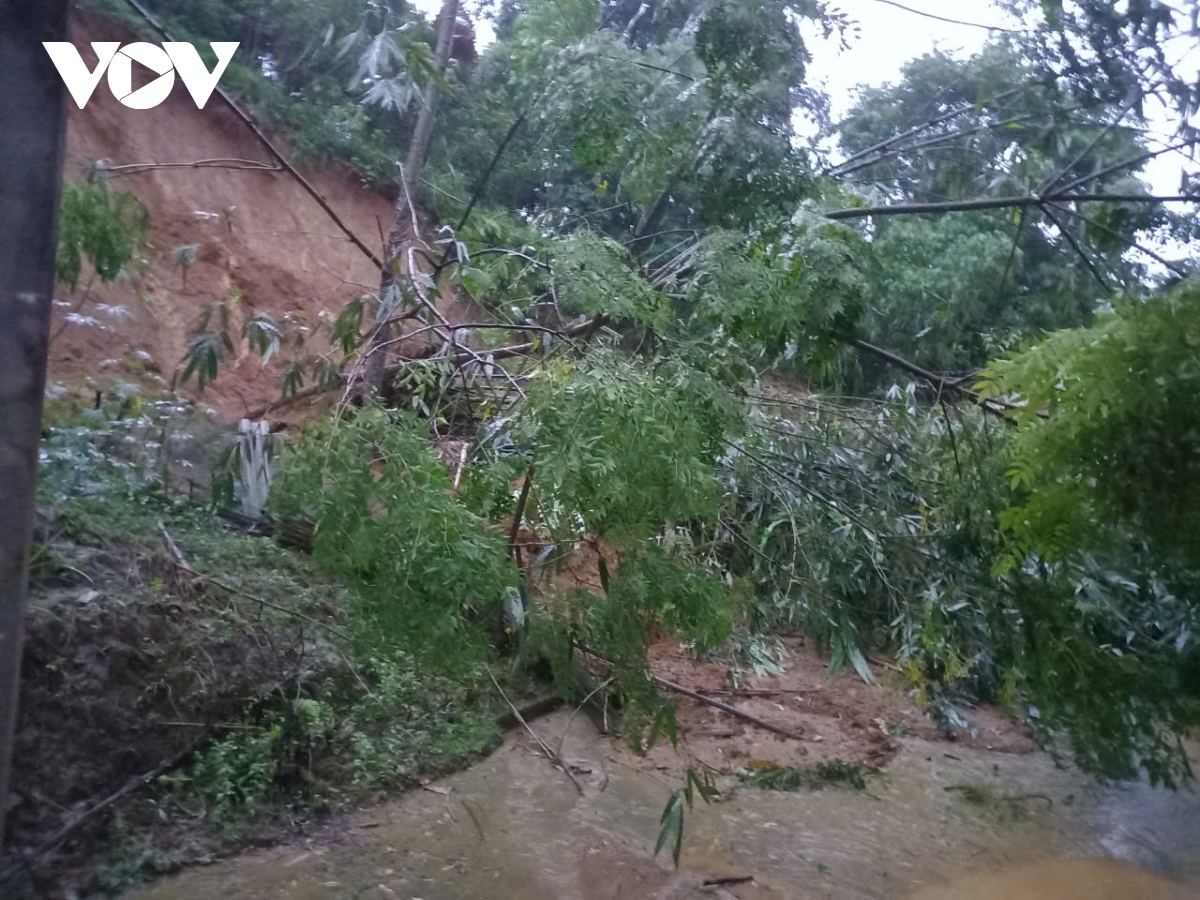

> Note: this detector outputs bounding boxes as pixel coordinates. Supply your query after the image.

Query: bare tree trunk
[0,0,70,845]
[404,0,460,198]
[362,0,461,398]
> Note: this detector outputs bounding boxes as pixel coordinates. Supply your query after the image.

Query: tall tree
[364,0,462,397]
[836,43,1177,376]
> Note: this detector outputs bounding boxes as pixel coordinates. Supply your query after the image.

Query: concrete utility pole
[0,0,70,845]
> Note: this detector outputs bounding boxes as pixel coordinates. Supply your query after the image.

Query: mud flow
[130,706,1200,900]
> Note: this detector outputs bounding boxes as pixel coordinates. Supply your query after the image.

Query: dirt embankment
[52,13,396,421]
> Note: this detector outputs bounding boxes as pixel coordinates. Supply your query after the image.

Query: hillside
[52,12,395,421]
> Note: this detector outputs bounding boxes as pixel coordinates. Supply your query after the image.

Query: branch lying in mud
[703,875,754,887]
[576,648,806,743]
[944,785,1054,806]
[653,676,806,743]
[487,667,585,794]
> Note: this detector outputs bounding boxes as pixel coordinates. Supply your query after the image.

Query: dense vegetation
[65,0,1200,828]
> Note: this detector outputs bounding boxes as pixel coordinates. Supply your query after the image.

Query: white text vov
[43,42,240,110]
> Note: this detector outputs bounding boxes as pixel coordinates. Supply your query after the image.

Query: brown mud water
[129,709,1200,900]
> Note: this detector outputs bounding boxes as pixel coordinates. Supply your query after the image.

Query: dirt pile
[51,12,395,421]
[611,635,1037,780]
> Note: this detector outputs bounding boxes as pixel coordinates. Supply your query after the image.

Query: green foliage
[79,0,1200,816]
[37,421,500,844]
[92,844,181,895]
[868,213,1091,372]
[684,213,870,369]
[184,723,283,832]
[979,284,1200,573]
[56,179,149,288]
[345,653,498,791]
[519,354,731,539]
[183,332,232,391]
[839,42,1167,379]
[516,354,739,743]
[243,314,283,366]
[550,232,669,326]
[655,768,718,867]
[559,545,732,746]
[168,652,497,832]
[965,284,1200,784]
[271,407,517,668]
[1003,569,1199,785]
[726,394,928,658]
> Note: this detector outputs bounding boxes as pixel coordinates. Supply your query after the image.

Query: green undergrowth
[159,653,500,838]
[739,761,871,792]
[20,417,518,892]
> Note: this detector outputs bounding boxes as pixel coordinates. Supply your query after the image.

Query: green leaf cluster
[519,353,730,539]
[271,407,517,669]
[56,179,150,288]
[980,283,1200,573]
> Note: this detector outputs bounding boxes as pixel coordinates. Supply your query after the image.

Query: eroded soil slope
[52,13,395,420]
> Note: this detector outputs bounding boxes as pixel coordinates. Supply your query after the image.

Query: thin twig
[1039,202,1112,294]
[829,88,1022,174]
[158,522,197,578]
[508,465,535,562]
[556,676,616,757]
[486,667,584,794]
[1050,202,1188,276]
[848,338,1016,420]
[823,192,1200,220]
[865,0,1020,32]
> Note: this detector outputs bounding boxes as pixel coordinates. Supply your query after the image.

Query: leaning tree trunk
[0,0,70,845]
[362,0,461,399]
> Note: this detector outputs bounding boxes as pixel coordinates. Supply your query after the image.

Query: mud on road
[129,641,1200,900]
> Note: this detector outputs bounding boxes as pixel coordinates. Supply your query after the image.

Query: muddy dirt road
[130,706,1200,900]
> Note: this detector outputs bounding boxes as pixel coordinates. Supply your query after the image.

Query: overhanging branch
[121,0,383,269]
[823,193,1200,220]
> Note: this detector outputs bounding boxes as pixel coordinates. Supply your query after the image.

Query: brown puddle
[912,858,1189,899]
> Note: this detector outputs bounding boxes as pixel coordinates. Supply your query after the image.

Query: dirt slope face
[52,13,395,420]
